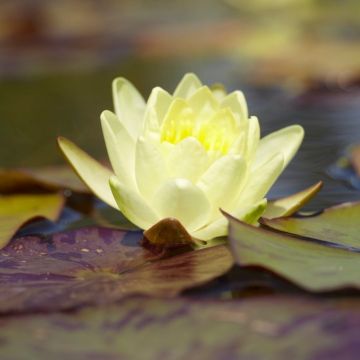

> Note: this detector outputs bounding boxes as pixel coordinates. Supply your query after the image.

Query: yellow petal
[167,137,209,183]
[236,152,284,206]
[160,98,195,144]
[112,77,145,139]
[187,86,218,116]
[135,137,167,199]
[152,178,211,231]
[253,125,304,171]
[221,90,248,124]
[197,154,247,213]
[143,87,173,141]
[100,110,135,188]
[173,73,202,99]
[193,199,267,241]
[110,176,159,229]
[245,116,260,159]
[58,137,117,208]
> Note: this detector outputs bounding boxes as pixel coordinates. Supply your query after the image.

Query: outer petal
[197,154,247,212]
[221,90,248,124]
[135,137,167,199]
[152,178,211,231]
[167,137,209,182]
[143,87,173,141]
[58,137,117,208]
[100,110,135,188]
[229,133,246,156]
[173,73,202,99]
[253,125,304,171]
[110,176,159,229]
[112,77,146,139]
[245,116,260,160]
[236,152,284,206]
[193,199,267,241]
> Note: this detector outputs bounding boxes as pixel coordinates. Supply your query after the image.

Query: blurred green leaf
[0,193,64,249]
[227,212,360,292]
[262,202,360,248]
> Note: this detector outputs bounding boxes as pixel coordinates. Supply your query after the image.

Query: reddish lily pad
[0,295,359,359]
[0,227,233,313]
[0,193,64,249]
[0,166,88,194]
[261,202,360,249]
[226,213,360,292]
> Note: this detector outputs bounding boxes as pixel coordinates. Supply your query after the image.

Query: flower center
[160,100,238,155]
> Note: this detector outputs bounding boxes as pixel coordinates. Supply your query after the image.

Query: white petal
[221,90,248,124]
[229,133,246,156]
[236,152,284,206]
[192,217,227,240]
[173,73,202,99]
[253,125,304,171]
[167,137,209,182]
[143,87,173,141]
[197,154,247,211]
[193,200,267,241]
[58,137,117,208]
[152,178,211,231]
[112,77,146,139]
[187,86,218,116]
[100,110,135,188]
[135,137,167,199]
[245,116,260,159]
[110,176,159,230]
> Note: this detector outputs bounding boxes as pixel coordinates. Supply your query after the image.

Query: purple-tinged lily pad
[0,295,359,360]
[261,202,360,249]
[0,227,233,313]
[226,212,360,292]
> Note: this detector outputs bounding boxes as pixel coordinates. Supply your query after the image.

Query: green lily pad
[261,202,360,248]
[226,212,360,292]
[263,181,323,219]
[0,166,88,194]
[0,227,233,313]
[0,193,64,249]
[0,295,359,359]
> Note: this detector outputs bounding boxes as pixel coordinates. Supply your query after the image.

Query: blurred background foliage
[0,0,359,207]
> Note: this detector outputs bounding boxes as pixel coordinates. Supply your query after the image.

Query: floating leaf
[0,295,359,359]
[261,202,360,249]
[263,181,323,219]
[0,166,88,194]
[226,213,360,292]
[0,194,64,249]
[0,227,233,313]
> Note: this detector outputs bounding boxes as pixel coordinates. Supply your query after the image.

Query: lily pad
[264,181,323,219]
[261,202,360,249]
[0,227,233,313]
[0,295,359,360]
[0,193,64,249]
[0,166,88,194]
[226,213,360,292]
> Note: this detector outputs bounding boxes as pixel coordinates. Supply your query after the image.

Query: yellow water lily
[58,73,304,241]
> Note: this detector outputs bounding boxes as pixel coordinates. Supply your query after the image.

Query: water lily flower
[58,73,304,241]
